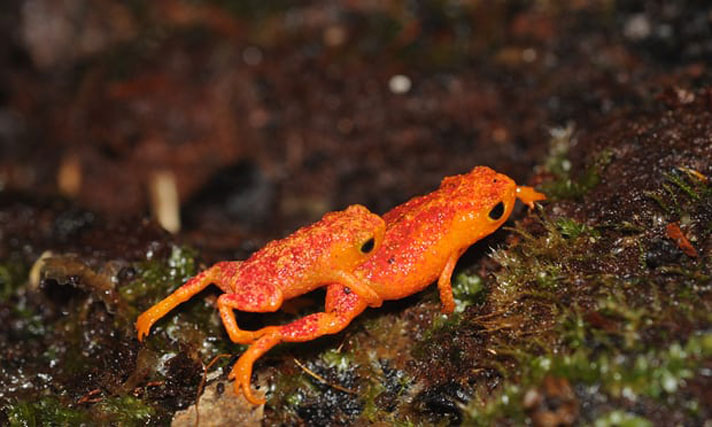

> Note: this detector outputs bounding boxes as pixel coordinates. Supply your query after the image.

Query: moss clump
[4,396,90,426]
[92,395,155,425]
[120,245,198,309]
[361,359,412,423]
[272,346,365,422]
[554,217,599,240]
[319,348,412,424]
[3,395,158,426]
[0,257,28,302]
[491,213,597,302]
[463,332,712,425]
[645,168,711,219]
[592,411,653,427]
[321,348,355,373]
[542,332,712,399]
[452,271,484,313]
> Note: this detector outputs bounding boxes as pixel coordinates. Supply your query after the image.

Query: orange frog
[229,166,545,404]
[135,204,386,344]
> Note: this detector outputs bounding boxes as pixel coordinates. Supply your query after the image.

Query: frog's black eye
[360,237,375,254]
[488,202,505,220]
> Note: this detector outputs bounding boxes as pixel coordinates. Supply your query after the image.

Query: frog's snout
[516,186,546,209]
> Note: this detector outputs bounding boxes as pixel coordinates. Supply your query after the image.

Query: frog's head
[447,166,546,240]
[325,204,385,270]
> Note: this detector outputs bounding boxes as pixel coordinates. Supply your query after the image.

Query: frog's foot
[229,361,265,405]
[136,312,156,342]
[516,186,546,209]
[229,333,281,405]
[136,292,190,341]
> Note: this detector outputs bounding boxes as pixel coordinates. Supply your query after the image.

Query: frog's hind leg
[229,284,368,405]
[136,261,241,341]
[217,281,284,345]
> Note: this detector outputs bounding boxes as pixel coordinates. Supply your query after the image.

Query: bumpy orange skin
[227,166,545,404]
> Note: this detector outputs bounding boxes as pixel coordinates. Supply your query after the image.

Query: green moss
[546,332,709,398]
[645,167,712,220]
[644,189,674,215]
[267,348,367,424]
[3,395,157,426]
[593,411,653,427]
[554,217,599,240]
[357,356,412,424]
[267,313,415,424]
[92,396,155,425]
[452,271,484,313]
[359,375,387,422]
[318,346,387,419]
[463,332,712,425]
[270,365,315,413]
[664,171,701,201]
[10,305,46,339]
[120,245,198,307]
[119,245,198,333]
[0,257,28,302]
[4,397,90,427]
[492,214,595,303]
[321,348,355,372]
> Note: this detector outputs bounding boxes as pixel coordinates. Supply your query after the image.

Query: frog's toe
[230,360,265,405]
[239,381,266,405]
[135,315,152,341]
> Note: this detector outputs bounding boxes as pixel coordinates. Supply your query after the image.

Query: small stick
[149,170,181,234]
[77,388,102,404]
[293,358,356,395]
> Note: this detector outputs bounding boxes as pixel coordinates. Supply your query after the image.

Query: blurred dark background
[1,0,710,255]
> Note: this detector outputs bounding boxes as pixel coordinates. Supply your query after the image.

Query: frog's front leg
[229,284,368,405]
[437,248,466,314]
[330,270,382,307]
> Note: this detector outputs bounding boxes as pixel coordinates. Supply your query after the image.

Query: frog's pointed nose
[516,186,546,209]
